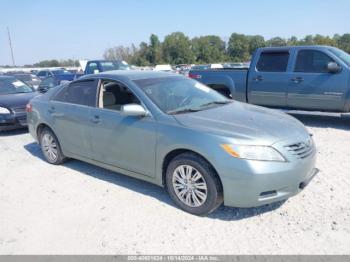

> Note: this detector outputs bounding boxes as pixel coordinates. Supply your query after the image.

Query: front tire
[165,153,223,216]
[39,127,66,165]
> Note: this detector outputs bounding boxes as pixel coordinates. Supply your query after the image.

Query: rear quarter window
[256,52,290,72]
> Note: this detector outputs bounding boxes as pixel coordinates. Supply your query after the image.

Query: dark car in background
[6,73,41,90]
[38,75,72,92]
[0,76,38,131]
[36,69,76,81]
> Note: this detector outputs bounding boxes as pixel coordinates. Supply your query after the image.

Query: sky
[1,0,349,65]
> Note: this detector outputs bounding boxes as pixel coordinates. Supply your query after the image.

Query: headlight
[0,107,11,114]
[221,144,286,162]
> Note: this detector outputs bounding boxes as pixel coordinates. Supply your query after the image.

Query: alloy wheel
[41,133,58,162]
[172,165,208,207]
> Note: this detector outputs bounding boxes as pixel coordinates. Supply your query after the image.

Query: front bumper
[214,135,318,208]
[0,113,28,131]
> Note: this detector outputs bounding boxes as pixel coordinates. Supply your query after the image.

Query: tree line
[0,59,80,68]
[103,32,350,66]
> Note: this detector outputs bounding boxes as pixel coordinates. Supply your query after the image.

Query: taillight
[188,73,202,79]
[26,103,33,113]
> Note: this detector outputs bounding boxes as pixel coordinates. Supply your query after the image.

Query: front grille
[12,107,26,114]
[285,140,314,159]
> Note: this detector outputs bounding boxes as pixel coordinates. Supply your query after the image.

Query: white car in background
[153,64,174,72]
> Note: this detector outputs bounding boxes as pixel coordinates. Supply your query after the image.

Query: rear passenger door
[50,79,99,158]
[248,51,290,107]
[287,49,347,111]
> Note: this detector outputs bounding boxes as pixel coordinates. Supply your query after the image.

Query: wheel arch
[36,122,56,143]
[161,148,223,191]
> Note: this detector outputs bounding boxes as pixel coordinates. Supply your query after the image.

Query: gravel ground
[0,114,350,255]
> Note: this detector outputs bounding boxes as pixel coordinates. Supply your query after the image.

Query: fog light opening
[259,190,277,198]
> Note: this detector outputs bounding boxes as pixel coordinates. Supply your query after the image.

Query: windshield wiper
[168,108,202,115]
[199,100,232,108]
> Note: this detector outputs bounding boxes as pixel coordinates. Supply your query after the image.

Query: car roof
[88,60,123,63]
[82,70,181,81]
[258,45,334,52]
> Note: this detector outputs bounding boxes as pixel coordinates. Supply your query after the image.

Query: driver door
[89,79,157,177]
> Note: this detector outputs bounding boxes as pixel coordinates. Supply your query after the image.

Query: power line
[7,27,16,66]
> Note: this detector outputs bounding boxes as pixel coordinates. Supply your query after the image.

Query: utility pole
[7,27,15,67]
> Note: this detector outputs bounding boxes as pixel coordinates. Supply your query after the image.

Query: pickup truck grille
[285,141,314,159]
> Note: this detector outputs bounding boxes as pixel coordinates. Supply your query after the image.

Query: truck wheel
[165,152,223,216]
[39,128,66,165]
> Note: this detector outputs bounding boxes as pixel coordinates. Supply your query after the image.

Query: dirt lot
[0,114,350,254]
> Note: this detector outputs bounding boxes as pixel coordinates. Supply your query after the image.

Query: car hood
[173,102,308,145]
[0,92,39,109]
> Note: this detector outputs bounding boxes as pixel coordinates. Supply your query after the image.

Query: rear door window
[256,52,290,72]
[52,79,98,107]
[294,50,334,73]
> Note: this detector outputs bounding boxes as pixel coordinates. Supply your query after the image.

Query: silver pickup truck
[189,46,350,116]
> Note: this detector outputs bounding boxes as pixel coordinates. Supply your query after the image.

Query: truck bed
[189,69,248,102]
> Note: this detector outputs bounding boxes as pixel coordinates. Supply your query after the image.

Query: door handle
[253,76,263,82]
[291,77,304,83]
[91,115,101,124]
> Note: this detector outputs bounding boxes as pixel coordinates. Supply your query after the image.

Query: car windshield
[134,76,231,114]
[0,78,34,95]
[329,47,350,67]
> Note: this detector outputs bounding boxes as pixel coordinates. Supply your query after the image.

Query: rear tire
[39,127,66,165]
[165,152,223,216]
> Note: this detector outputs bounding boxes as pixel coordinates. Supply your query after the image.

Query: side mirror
[93,69,100,74]
[121,104,147,117]
[327,62,341,73]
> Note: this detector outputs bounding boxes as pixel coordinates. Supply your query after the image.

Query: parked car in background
[191,64,210,71]
[84,60,130,75]
[0,76,38,131]
[223,62,249,69]
[36,69,76,81]
[189,46,350,116]
[27,71,317,215]
[6,73,41,90]
[191,64,223,71]
[37,75,72,93]
[153,64,175,72]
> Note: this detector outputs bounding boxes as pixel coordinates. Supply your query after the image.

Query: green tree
[148,34,163,65]
[227,33,250,61]
[287,36,300,46]
[191,35,225,63]
[34,59,60,67]
[248,35,265,55]
[300,35,314,45]
[337,34,350,53]
[133,42,151,66]
[266,37,287,47]
[162,32,194,64]
[313,34,336,46]
[103,45,136,62]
